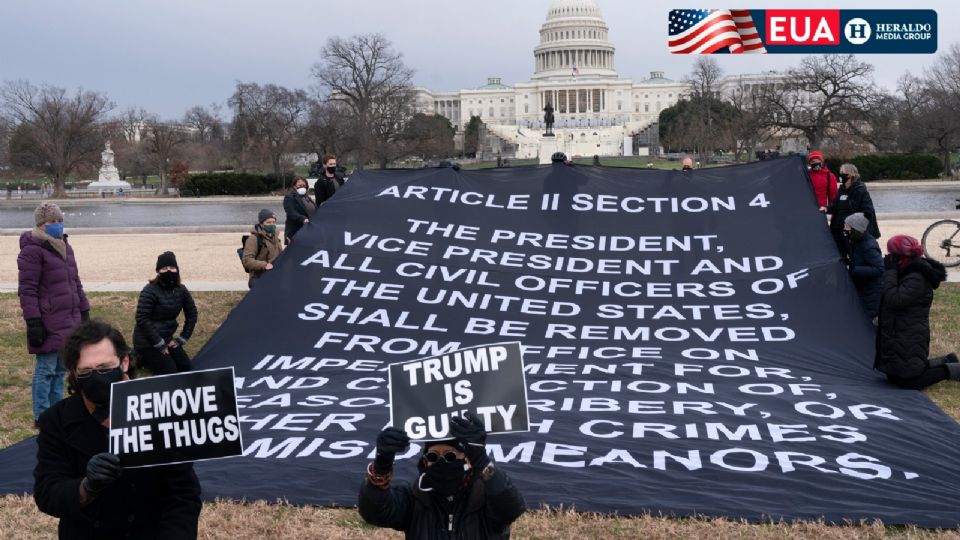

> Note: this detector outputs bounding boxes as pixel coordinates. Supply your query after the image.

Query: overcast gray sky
[1,0,954,119]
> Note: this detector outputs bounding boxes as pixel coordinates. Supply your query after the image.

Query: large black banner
[1,157,959,526]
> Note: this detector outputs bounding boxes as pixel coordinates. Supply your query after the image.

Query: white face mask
[296,187,307,196]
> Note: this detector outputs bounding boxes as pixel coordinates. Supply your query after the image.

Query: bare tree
[0,80,112,197]
[895,47,960,176]
[302,100,354,159]
[757,55,876,149]
[229,82,310,185]
[183,104,223,143]
[143,116,187,195]
[725,79,771,162]
[312,33,416,169]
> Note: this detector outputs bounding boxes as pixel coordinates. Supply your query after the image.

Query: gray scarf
[32,227,67,259]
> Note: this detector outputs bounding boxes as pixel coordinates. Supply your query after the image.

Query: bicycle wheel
[921,219,960,268]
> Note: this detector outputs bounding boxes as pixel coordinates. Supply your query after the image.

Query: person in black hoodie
[359,413,525,539]
[822,163,881,258]
[844,213,884,321]
[875,234,960,389]
[34,320,201,539]
[133,251,198,375]
[282,177,317,245]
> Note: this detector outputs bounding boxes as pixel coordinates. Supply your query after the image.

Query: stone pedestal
[539,136,559,165]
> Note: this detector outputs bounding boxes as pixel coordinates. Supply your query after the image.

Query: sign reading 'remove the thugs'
[109,367,243,468]
[389,342,529,441]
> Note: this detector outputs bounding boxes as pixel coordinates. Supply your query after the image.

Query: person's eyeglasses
[76,363,120,379]
[424,451,461,464]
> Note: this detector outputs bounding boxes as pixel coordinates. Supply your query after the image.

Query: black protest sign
[109,367,243,468]
[389,342,529,441]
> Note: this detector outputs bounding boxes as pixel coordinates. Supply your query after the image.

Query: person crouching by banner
[875,235,960,389]
[844,213,883,322]
[359,413,526,539]
[242,209,283,289]
[133,251,198,375]
[34,320,202,540]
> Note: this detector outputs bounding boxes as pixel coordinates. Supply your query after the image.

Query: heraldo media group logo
[668,9,937,54]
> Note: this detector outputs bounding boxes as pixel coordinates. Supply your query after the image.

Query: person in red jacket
[17,202,90,427]
[808,150,839,209]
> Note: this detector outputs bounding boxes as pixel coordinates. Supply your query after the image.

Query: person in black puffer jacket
[875,235,960,389]
[359,413,526,539]
[843,213,883,321]
[133,252,198,375]
[283,177,317,245]
[822,163,881,258]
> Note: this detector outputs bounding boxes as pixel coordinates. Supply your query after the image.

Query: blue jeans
[33,352,66,420]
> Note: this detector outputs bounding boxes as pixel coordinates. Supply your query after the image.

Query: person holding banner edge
[359,412,526,539]
[133,251,198,375]
[33,320,201,539]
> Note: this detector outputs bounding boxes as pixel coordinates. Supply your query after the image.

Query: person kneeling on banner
[359,413,526,539]
[242,209,283,289]
[133,251,198,375]
[875,235,960,389]
[33,321,202,540]
[843,213,883,322]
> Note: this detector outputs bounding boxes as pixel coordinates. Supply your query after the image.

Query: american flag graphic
[669,9,767,54]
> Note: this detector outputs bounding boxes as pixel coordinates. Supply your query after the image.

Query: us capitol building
[414,0,784,159]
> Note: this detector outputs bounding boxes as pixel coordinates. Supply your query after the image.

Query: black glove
[83,452,122,496]
[883,253,899,270]
[80,310,90,322]
[373,427,409,474]
[451,412,489,471]
[26,319,45,348]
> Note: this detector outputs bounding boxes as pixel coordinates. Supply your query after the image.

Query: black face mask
[839,173,850,182]
[326,166,337,174]
[419,459,466,496]
[77,366,123,406]
[158,271,178,286]
[811,163,823,171]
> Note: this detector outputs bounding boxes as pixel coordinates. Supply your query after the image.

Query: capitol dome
[546,0,603,20]
[534,0,617,80]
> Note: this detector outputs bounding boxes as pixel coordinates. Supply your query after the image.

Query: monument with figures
[87,141,131,191]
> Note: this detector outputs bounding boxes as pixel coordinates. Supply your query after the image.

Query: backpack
[238,234,265,268]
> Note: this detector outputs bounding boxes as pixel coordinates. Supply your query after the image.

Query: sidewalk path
[1,216,958,294]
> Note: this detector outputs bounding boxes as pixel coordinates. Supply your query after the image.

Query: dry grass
[2,289,959,538]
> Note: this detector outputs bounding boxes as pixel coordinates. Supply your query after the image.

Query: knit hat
[258,209,276,224]
[808,150,824,164]
[34,202,64,226]
[887,235,924,260]
[844,213,869,233]
[156,251,179,272]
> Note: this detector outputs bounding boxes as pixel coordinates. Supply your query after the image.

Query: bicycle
[920,199,960,268]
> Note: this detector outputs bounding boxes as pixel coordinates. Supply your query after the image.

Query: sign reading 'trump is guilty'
[109,367,243,468]
[389,342,529,441]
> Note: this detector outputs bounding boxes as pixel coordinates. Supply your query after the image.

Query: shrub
[180,173,284,197]
[823,154,941,182]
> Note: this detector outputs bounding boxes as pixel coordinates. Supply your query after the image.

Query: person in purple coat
[17,202,90,426]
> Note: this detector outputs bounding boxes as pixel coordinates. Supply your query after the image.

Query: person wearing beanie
[821,162,880,258]
[17,202,90,426]
[359,413,525,539]
[132,251,198,375]
[807,150,838,208]
[843,212,884,320]
[242,209,284,289]
[283,177,317,245]
[875,234,960,389]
